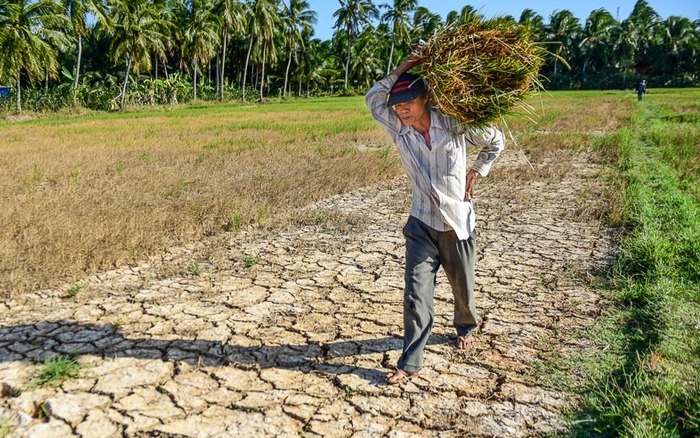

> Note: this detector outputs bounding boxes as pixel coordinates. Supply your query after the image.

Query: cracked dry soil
[0,147,612,437]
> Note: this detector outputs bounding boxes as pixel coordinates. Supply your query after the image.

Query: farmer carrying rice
[365,54,505,385]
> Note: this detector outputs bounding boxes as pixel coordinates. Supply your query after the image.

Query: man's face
[392,95,429,127]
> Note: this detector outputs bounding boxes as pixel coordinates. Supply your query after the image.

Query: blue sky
[306,0,697,41]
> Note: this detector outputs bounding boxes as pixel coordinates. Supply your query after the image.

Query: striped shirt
[366,73,505,240]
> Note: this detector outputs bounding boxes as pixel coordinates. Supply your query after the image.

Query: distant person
[365,54,505,385]
[637,80,647,101]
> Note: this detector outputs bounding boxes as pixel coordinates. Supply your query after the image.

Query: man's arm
[464,126,505,200]
[365,56,421,139]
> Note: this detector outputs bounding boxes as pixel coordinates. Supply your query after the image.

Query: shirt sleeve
[465,125,505,177]
[365,74,403,140]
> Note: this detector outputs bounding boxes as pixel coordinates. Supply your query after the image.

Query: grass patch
[188,263,203,277]
[568,88,700,437]
[31,355,81,387]
[64,282,84,298]
[243,255,259,268]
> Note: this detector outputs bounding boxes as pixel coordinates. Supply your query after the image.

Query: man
[637,79,647,101]
[365,56,505,384]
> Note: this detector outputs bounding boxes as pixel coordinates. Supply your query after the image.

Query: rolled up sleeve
[466,125,505,176]
[365,74,402,140]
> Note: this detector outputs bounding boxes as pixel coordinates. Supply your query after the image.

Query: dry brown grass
[0,92,636,297]
[0,99,401,297]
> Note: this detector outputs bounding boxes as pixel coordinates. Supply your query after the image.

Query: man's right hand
[390,55,421,78]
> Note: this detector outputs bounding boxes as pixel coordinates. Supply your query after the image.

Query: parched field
[0,91,649,436]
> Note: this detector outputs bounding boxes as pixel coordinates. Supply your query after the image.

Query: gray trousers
[398,216,477,373]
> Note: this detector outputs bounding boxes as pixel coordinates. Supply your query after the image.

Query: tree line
[0,0,698,113]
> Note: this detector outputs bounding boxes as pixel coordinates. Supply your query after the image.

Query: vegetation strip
[570,89,700,436]
[0,1,697,115]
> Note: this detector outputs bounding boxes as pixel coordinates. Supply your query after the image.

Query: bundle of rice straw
[413,19,546,128]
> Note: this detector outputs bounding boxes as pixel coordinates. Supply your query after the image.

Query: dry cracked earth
[1,147,613,437]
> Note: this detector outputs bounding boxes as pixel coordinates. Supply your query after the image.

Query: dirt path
[0,147,612,437]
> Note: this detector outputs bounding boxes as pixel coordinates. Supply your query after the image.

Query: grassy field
[567,89,700,437]
[0,91,631,297]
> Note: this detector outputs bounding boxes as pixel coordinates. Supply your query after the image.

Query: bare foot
[456,333,476,350]
[385,369,418,385]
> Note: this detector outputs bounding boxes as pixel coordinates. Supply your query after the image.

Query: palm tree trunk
[221,28,228,101]
[194,62,198,101]
[120,58,132,108]
[344,36,351,89]
[73,35,82,105]
[260,43,267,103]
[386,40,395,75]
[215,54,220,96]
[155,55,159,80]
[16,74,21,114]
[284,50,292,97]
[298,73,302,97]
[242,38,253,102]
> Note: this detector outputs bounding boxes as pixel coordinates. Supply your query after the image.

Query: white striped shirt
[366,73,505,240]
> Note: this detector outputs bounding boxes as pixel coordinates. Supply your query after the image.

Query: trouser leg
[438,230,478,336]
[398,217,440,373]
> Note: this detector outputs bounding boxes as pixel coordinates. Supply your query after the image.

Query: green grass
[569,88,700,437]
[244,255,259,268]
[65,282,84,298]
[188,263,203,277]
[31,355,81,387]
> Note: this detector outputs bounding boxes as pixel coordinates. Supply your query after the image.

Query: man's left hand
[465,169,479,201]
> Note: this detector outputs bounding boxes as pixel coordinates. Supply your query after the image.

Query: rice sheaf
[414,19,547,128]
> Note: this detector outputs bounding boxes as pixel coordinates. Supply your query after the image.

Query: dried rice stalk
[414,19,546,128]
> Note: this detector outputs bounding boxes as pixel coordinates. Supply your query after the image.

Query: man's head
[388,72,430,128]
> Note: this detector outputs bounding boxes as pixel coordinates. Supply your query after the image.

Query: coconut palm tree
[0,0,67,112]
[150,0,173,80]
[380,0,416,74]
[654,16,697,73]
[546,10,582,75]
[241,0,278,102]
[216,0,244,100]
[63,0,110,104]
[579,9,619,74]
[446,5,480,25]
[622,0,662,72]
[411,6,441,42]
[519,9,545,41]
[352,24,383,87]
[179,0,221,101]
[333,0,378,89]
[281,0,317,97]
[108,0,168,108]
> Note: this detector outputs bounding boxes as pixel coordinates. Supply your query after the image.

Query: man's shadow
[0,322,451,385]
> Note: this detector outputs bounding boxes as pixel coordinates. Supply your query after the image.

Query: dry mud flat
[0,148,612,437]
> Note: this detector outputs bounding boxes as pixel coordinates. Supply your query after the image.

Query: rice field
[0,91,647,297]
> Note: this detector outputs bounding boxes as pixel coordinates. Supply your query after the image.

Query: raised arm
[365,56,422,139]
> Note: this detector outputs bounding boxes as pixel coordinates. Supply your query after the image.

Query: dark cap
[387,72,427,107]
